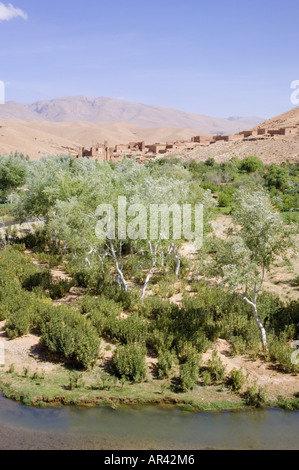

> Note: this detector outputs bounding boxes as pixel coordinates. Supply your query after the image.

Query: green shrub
[35,252,63,268]
[200,181,221,193]
[227,368,246,392]
[218,192,232,208]
[230,336,247,355]
[218,186,237,208]
[22,271,52,291]
[82,295,122,316]
[201,370,212,386]
[205,351,227,383]
[87,296,123,340]
[111,343,147,382]
[8,364,15,374]
[147,329,175,355]
[123,256,148,282]
[3,289,45,339]
[48,279,73,300]
[68,371,85,390]
[6,309,34,339]
[180,348,201,392]
[266,300,299,338]
[140,297,176,319]
[157,280,176,299]
[167,256,190,279]
[264,164,289,189]
[267,333,299,374]
[157,350,178,379]
[23,367,30,377]
[40,305,100,369]
[243,383,267,407]
[115,289,141,311]
[240,156,264,173]
[11,243,26,252]
[88,309,112,338]
[79,296,100,314]
[21,228,50,252]
[117,313,147,345]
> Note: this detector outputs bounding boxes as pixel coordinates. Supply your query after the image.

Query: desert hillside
[0,96,263,134]
[0,106,297,163]
[167,106,299,165]
[0,119,203,159]
[169,135,299,165]
[253,106,299,130]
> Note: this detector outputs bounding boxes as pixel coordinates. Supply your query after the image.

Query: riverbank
[1,319,298,412]
[0,363,298,412]
[0,366,243,410]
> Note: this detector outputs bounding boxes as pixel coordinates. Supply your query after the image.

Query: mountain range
[0,96,263,135]
[0,98,297,161]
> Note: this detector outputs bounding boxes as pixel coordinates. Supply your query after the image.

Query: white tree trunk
[141,260,155,300]
[109,240,128,292]
[166,243,181,277]
[141,241,156,300]
[174,249,181,277]
[243,296,268,352]
[252,303,267,352]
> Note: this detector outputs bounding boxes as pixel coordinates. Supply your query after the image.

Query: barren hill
[0,119,203,159]
[167,106,299,165]
[0,105,297,164]
[0,96,263,135]
[170,134,299,165]
[253,106,299,131]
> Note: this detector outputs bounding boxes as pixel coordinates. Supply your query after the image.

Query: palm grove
[0,153,298,397]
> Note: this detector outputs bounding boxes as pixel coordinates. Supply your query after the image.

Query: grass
[216,207,232,215]
[1,366,298,412]
[272,397,299,411]
[0,366,244,410]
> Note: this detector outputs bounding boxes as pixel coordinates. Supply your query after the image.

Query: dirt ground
[0,320,59,373]
[202,339,298,399]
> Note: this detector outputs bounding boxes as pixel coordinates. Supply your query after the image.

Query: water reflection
[0,395,298,450]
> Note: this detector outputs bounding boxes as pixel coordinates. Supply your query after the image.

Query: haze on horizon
[0,0,298,119]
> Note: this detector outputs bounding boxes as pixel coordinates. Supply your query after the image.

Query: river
[0,394,298,450]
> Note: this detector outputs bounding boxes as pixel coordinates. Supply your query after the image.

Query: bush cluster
[111,343,147,382]
[40,305,100,369]
[180,347,201,392]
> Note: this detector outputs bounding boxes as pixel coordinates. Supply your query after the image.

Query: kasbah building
[76,125,298,162]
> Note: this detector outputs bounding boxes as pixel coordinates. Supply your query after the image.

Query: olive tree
[15,156,215,298]
[209,188,296,351]
[0,153,28,202]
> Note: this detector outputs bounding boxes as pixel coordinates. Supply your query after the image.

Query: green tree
[264,164,289,189]
[25,158,215,298]
[240,156,264,174]
[0,153,28,202]
[208,188,296,351]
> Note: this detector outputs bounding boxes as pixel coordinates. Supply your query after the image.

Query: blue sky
[0,0,298,118]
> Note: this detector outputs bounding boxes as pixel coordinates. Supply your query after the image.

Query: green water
[0,394,298,449]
